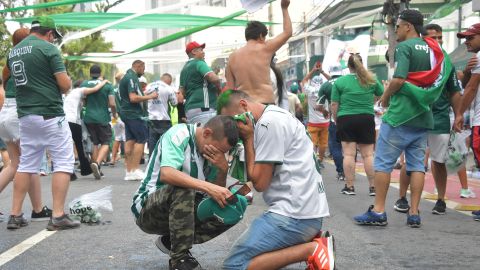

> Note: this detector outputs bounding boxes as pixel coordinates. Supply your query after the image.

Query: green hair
[217,90,251,114]
[217,89,235,114]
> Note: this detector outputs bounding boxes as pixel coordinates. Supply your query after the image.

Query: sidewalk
[348,157,480,213]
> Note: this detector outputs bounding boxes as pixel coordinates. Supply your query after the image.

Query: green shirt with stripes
[131,123,217,218]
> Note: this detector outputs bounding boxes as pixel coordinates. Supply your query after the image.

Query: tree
[0,0,126,81]
[0,0,28,66]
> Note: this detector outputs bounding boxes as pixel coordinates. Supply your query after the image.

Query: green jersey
[131,124,217,218]
[318,75,341,104]
[81,79,115,124]
[331,74,383,117]
[179,58,217,111]
[392,37,433,128]
[4,77,15,98]
[7,35,66,117]
[430,68,461,134]
[119,69,144,120]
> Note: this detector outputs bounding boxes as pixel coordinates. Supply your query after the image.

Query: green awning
[9,12,274,29]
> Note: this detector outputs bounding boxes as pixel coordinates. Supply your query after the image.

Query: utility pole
[304,12,310,75]
[383,0,410,78]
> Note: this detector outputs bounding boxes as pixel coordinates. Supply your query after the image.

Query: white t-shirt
[254,106,330,219]
[305,82,329,124]
[470,51,480,126]
[146,80,178,121]
[63,87,85,125]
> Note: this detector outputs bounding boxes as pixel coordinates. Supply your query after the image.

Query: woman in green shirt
[331,54,384,196]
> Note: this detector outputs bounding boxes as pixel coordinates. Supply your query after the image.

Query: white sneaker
[133,169,145,180]
[460,188,476,198]
[124,171,135,181]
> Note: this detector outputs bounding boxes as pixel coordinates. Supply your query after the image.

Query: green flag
[382,52,453,127]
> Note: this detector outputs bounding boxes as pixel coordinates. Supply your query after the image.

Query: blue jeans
[223,212,323,270]
[328,122,343,173]
[374,122,428,173]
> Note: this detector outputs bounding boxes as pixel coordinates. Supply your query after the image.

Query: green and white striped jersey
[131,123,217,218]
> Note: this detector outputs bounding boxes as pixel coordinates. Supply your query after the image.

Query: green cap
[31,16,62,39]
[290,82,299,93]
[197,195,248,225]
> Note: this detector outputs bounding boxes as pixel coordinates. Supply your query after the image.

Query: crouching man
[131,115,240,270]
[218,90,333,270]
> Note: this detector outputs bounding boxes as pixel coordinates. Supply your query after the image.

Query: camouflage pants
[136,184,233,260]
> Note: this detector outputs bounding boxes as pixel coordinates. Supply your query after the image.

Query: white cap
[139,76,147,84]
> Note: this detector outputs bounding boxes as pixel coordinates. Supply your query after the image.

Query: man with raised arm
[225,0,292,104]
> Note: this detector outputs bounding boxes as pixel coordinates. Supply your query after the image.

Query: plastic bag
[445,130,470,174]
[68,186,113,224]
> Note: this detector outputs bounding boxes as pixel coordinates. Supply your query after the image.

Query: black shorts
[336,114,375,144]
[86,123,112,145]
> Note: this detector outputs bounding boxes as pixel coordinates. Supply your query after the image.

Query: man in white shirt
[64,79,108,178]
[146,73,177,156]
[219,90,332,270]
[302,65,331,167]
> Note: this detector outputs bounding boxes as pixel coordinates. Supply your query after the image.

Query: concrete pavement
[0,160,479,269]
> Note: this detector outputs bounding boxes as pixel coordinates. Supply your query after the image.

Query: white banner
[322,34,371,77]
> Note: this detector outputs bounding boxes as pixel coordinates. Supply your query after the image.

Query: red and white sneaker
[306,231,335,270]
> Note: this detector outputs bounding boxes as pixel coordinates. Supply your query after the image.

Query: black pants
[69,122,92,176]
[148,120,172,156]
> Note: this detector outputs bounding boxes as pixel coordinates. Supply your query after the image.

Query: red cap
[457,23,480,38]
[185,41,205,54]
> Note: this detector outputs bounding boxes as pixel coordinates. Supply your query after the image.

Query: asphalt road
[0,161,479,270]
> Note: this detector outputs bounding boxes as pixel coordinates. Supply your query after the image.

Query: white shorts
[18,115,74,174]
[113,119,125,142]
[0,98,20,143]
[428,133,450,163]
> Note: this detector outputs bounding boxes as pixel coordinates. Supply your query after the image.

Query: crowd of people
[1,1,480,269]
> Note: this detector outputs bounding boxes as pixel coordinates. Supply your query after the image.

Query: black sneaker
[155,235,171,255]
[31,206,52,221]
[341,185,356,195]
[46,214,81,231]
[394,197,410,213]
[169,252,204,270]
[70,173,78,181]
[7,214,28,230]
[90,162,101,180]
[369,186,376,196]
[336,172,345,181]
[432,199,446,215]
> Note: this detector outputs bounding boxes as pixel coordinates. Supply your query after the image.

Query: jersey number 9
[11,60,27,86]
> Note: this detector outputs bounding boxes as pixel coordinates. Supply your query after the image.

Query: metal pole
[304,12,310,74]
[458,5,462,47]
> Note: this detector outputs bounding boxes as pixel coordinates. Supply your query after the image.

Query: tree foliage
[0,0,126,81]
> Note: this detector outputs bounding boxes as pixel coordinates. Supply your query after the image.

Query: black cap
[90,65,101,77]
[399,9,423,25]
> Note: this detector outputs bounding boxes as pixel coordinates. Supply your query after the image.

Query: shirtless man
[225,0,291,104]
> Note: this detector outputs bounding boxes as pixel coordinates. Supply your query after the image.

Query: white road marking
[0,230,56,266]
